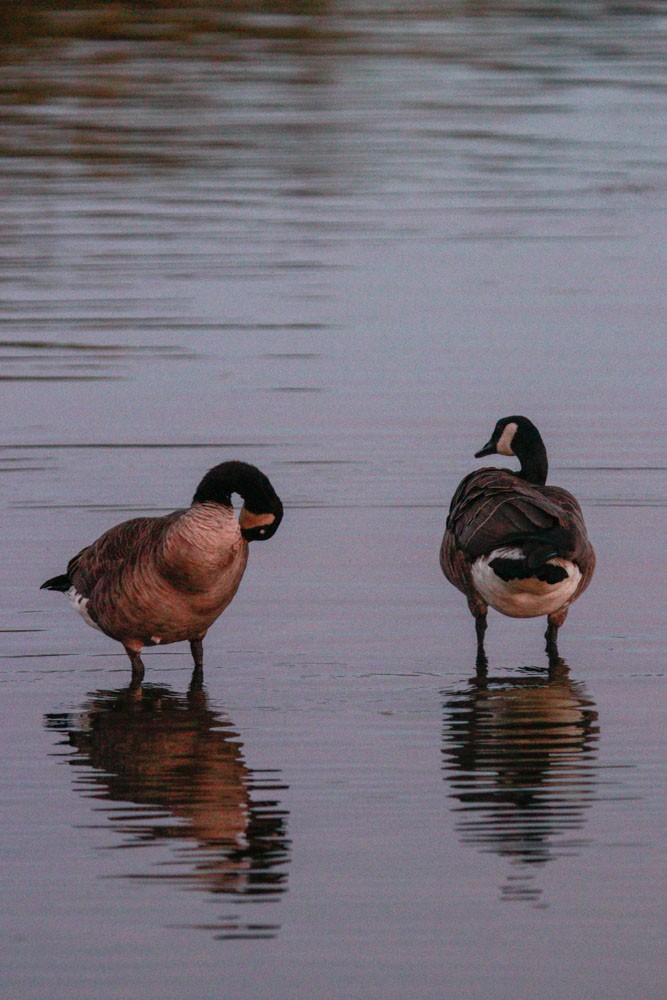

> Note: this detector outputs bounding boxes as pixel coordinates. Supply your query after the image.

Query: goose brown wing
[68,511,183,597]
[542,484,596,592]
[446,469,572,560]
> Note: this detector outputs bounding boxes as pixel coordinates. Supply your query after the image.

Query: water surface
[1,4,666,999]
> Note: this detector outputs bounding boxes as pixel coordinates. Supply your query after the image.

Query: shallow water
[1,4,666,999]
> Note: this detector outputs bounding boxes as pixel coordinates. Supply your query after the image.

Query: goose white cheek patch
[239,508,276,531]
[496,421,518,456]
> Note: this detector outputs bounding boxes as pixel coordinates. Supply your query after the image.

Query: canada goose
[41,460,283,687]
[440,416,595,663]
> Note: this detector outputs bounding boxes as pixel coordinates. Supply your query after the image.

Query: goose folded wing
[67,512,182,593]
[447,471,571,560]
[542,485,593,567]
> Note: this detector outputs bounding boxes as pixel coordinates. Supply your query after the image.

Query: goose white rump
[471,548,582,618]
[66,585,103,632]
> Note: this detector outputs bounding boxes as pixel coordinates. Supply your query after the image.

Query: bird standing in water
[440,416,595,666]
[41,460,283,688]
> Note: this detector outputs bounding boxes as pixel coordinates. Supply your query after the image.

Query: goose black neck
[516,437,548,486]
[192,460,280,513]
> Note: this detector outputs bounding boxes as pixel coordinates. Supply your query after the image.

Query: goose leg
[466,591,489,668]
[189,637,204,687]
[124,646,145,689]
[545,621,559,657]
[474,613,488,671]
[545,608,568,659]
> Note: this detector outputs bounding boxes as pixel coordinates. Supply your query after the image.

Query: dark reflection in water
[45,683,290,939]
[442,658,599,904]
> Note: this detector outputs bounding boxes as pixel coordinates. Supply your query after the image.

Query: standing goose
[41,460,283,687]
[440,416,594,663]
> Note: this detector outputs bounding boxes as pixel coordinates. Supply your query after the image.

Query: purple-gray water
[1,4,665,999]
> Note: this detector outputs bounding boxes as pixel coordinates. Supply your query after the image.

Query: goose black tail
[490,557,568,584]
[491,528,572,584]
[40,574,71,592]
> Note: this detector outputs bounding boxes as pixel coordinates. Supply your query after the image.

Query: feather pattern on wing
[442,467,595,606]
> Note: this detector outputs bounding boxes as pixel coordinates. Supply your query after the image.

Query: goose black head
[239,502,283,542]
[193,460,283,541]
[474,416,548,485]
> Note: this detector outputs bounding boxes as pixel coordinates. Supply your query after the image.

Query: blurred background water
[1,3,665,999]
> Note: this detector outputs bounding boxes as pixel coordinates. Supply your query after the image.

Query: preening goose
[440,416,595,663]
[41,460,283,687]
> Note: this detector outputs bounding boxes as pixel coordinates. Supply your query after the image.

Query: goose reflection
[442,657,598,904]
[45,682,290,938]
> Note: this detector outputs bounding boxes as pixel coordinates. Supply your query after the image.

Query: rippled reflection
[45,683,290,939]
[442,658,599,904]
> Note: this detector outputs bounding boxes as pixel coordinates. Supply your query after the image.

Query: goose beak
[474,439,496,458]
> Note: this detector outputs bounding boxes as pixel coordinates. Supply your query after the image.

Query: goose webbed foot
[189,665,203,690]
[547,649,570,680]
[189,638,204,688]
[475,646,489,676]
[188,675,206,705]
[125,648,145,690]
